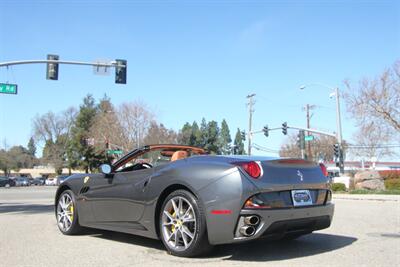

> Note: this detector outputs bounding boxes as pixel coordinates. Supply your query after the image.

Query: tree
[0,149,12,175]
[0,146,35,172]
[144,122,178,145]
[219,119,232,155]
[279,134,347,162]
[27,137,36,157]
[344,60,400,157]
[117,100,155,149]
[179,122,192,145]
[233,128,246,155]
[204,120,220,154]
[89,95,126,156]
[199,118,208,148]
[32,107,77,171]
[190,121,202,147]
[69,95,99,173]
[349,122,394,161]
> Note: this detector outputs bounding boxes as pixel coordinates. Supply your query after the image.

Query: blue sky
[0,0,399,158]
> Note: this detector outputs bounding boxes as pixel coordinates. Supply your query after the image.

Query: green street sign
[304,135,314,141]
[107,149,123,155]
[0,83,17,94]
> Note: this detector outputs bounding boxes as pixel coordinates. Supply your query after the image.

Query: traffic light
[282,122,288,135]
[263,125,269,137]
[241,131,246,141]
[46,54,59,80]
[115,59,127,84]
[333,143,340,159]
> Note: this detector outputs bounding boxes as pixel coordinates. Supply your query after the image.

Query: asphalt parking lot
[0,187,399,267]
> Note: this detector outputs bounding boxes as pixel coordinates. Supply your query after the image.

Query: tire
[56,190,83,235]
[159,189,212,257]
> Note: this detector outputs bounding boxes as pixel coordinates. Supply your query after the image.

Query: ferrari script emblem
[297,170,304,182]
[83,176,90,184]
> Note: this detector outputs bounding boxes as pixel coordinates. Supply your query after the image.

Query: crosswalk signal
[263,125,269,137]
[46,54,59,80]
[115,59,127,84]
[282,122,288,135]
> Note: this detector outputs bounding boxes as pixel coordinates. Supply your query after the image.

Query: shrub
[331,183,346,192]
[379,170,400,180]
[385,179,400,190]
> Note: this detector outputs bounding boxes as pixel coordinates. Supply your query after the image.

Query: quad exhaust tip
[244,215,260,226]
[239,225,256,237]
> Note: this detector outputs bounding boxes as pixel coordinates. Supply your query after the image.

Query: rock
[355,179,385,190]
[354,171,382,183]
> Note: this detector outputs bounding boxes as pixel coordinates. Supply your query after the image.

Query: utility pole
[303,104,316,160]
[246,93,256,156]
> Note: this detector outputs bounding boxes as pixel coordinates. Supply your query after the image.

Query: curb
[333,194,400,202]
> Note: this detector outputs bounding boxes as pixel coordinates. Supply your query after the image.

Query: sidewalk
[333,193,400,202]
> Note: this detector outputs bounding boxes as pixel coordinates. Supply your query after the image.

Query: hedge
[331,183,346,192]
[384,179,400,190]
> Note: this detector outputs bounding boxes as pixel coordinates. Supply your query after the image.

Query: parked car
[56,175,70,186]
[15,177,30,186]
[55,144,333,257]
[0,176,16,187]
[45,177,58,186]
[31,177,46,186]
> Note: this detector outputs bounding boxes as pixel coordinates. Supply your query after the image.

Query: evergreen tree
[234,128,246,155]
[190,121,202,147]
[219,119,232,155]
[205,120,220,154]
[27,137,36,157]
[69,95,99,173]
[179,122,192,145]
[199,118,208,148]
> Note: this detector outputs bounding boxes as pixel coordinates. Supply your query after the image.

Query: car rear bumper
[212,203,334,245]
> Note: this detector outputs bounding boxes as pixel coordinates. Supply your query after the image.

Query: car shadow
[88,229,164,251]
[0,204,54,214]
[87,230,356,261]
[210,233,357,261]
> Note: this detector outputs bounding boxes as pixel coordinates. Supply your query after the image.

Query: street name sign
[304,135,314,141]
[107,149,123,155]
[0,83,17,94]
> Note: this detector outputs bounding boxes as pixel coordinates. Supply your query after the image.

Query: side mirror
[100,164,112,175]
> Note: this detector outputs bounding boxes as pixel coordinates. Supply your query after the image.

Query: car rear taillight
[232,161,262,179]
[319,163,328,177]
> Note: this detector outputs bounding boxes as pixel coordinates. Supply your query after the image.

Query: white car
[45,177,58,186]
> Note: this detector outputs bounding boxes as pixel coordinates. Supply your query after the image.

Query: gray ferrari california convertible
[55,144,334,257]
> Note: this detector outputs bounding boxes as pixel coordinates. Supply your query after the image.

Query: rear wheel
[159,190,212,257]
[56,190,83,235]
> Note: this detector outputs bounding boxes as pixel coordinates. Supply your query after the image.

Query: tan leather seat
[171,150,188,161]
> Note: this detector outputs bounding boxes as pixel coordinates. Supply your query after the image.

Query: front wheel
[56,190,83,235]
[159,190,212,257]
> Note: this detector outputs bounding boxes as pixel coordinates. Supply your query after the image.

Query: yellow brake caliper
[171,209,175,233]
[69,204,74,221]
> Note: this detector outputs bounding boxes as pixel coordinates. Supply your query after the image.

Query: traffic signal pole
[246,94,256,156]
[0,59,118,68]
[0,58,127,84]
